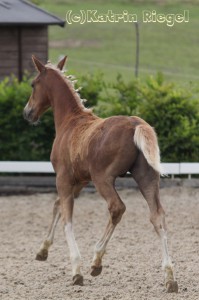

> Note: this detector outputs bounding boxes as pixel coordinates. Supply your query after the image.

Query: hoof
[90,265,102,277]
[166,280,178,293]
[35,249,48,261]
[73,274,83,286]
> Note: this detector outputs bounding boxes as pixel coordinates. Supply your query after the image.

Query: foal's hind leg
[91,177,126,276]
[36,198,61,261]
[132,154,178,293]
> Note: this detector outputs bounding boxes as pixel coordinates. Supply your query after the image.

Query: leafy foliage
[95,74,141,117]
[138,74,199,162]
[0,73,198,162]
[77,71,105,108]
[95,73,199,162]
[0,76,54,161]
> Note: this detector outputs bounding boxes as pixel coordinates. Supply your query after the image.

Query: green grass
[39,0,199,84]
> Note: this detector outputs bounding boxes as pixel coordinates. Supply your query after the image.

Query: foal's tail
[134,123,163,174]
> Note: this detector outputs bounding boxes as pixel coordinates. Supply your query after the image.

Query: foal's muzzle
[23,106,39,125]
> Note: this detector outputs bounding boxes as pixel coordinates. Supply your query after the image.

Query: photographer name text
[66,10,189,27]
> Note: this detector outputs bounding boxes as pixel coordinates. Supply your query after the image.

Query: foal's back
[52,113,148,182]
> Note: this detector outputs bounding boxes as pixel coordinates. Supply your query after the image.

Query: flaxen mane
[46,61,89,112]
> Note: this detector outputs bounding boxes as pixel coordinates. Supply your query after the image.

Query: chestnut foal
[23,56,178,292]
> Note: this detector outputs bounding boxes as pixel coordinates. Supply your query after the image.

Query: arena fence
[0,161,198,179]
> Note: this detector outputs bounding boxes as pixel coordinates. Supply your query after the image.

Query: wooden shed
[0,0,65,81]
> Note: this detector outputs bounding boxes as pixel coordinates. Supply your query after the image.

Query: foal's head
[23,55,67,124]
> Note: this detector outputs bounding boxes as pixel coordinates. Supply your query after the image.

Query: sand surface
[0,186,199,300]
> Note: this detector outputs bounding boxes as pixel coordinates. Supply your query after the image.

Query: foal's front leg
[36,198,60,261]
[57,181,83,286]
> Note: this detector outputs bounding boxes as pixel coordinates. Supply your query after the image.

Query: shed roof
[0,0,65,27]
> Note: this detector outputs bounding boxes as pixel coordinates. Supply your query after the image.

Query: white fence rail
[162,163,199,178]
[0,161,54,173]
[0,161,198,178]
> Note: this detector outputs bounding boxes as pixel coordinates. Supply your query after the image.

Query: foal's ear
[32,55,46,73]
[57,56,67,70]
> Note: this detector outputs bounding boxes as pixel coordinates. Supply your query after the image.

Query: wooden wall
[0,26,48,81]
[0,27,18,78]
[21,26,48,75]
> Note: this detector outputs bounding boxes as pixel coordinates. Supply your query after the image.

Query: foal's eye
[31,82,35,88]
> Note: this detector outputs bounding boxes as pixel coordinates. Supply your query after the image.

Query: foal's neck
[49,73,84,132]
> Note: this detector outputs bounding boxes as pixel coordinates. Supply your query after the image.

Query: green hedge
[0,73,198,162]
[138,75,199,162]
[96,73,199,162]
[0,76,55,161]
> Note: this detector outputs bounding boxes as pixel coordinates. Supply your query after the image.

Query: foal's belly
[72,155,92,183]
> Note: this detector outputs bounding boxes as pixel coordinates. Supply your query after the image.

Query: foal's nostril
[23,107,39,125]
[23,107,33,121]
